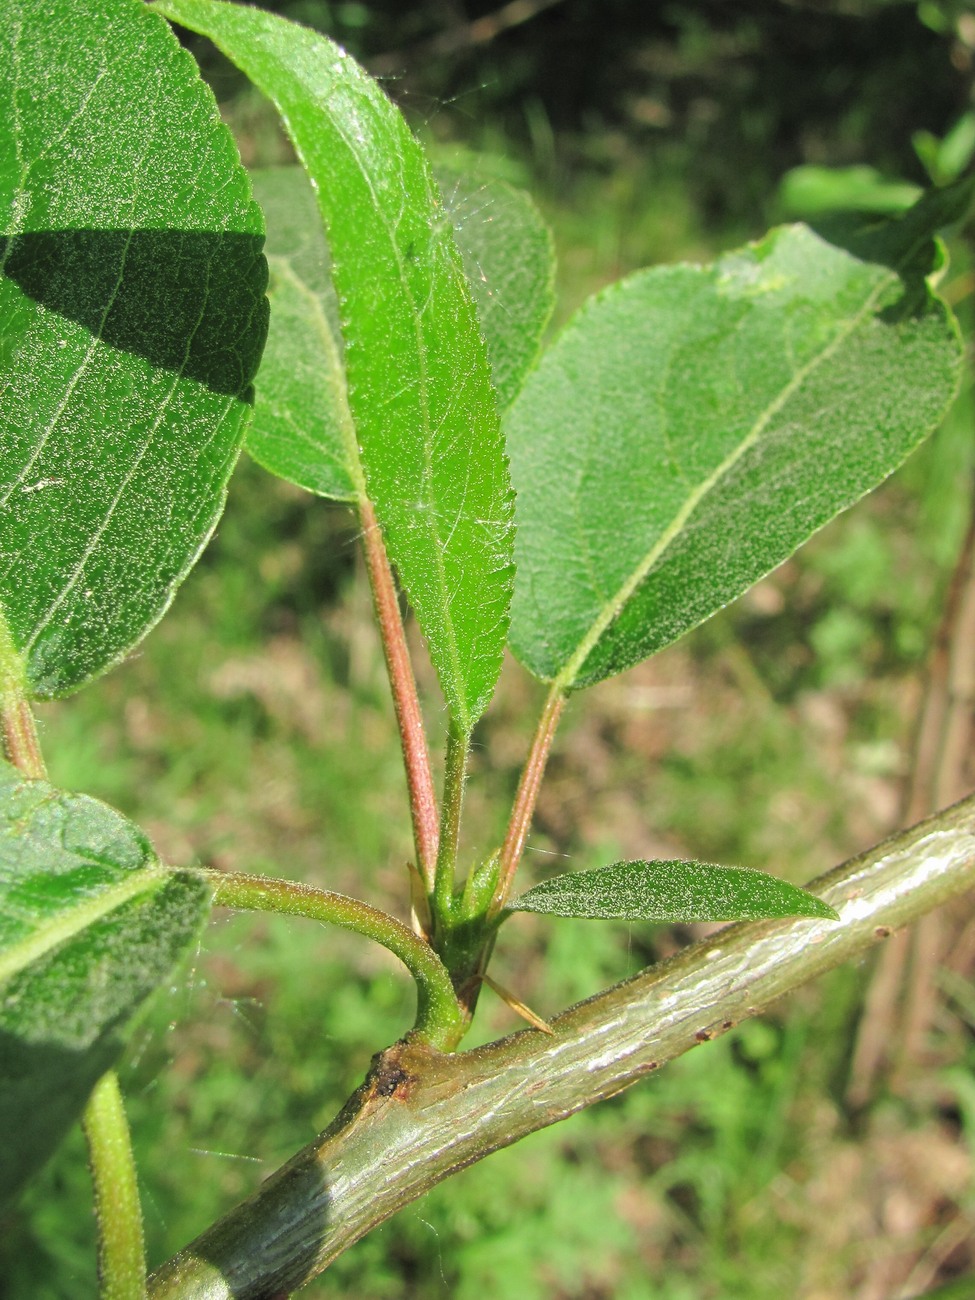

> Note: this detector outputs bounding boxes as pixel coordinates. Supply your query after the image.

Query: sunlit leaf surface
[507,186,968,689]
[159,0,514,732]
[0,0,267,699]
[246,163,554,502]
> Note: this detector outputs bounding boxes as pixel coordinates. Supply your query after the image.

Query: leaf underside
[246,166,355,502]
[510,859,839,923]
[0,763,208,1204]
[159,0,515,732]
[507,184,968,690]
[0,0,268,700]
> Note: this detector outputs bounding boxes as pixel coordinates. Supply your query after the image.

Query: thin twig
[493,685,565,910]
[359,498,440,889]
[848,481,975,1103]
[370,0,568,75]
[148,794,975,1298]
[82,1072,147,1300]
[202,869,463,1050]
[897,494,975,1079]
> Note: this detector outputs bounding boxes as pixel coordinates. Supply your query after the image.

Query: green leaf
[0,763,209,1204]
[0,0,268,700]
[436,166,555,411]
[778,165,922,219]
[509,859,838,923]
[246,166,356,502]
[914,111,975,186]
[507,184,968,690]
[159,1,514,733]
[245,164,554,499]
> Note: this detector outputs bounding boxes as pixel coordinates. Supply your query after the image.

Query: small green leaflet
[0,763,209,1203]
[507,182,969,690]
[509,859,838,924]
[158,0,515,734]
[0,0,267,700]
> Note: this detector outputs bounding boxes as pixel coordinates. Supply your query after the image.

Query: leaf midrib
[258,23,478,730]
[0,864,169,984]
[552,248,909,693]
[320,78,473,730]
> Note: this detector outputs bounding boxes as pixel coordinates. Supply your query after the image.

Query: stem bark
[149,794,975,1299]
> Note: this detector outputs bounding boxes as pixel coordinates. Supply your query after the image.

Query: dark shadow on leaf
[0,1027,118,1208]
[802,209,939,325]
[0,873,208,1208]
[803,176,973,294]
[0,229,268,398]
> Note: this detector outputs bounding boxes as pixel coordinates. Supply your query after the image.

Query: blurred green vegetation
[4,1,975,1296]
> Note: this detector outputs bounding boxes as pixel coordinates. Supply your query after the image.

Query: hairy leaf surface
[510,859,838,923]
[247,165,553,500]
[0,764,208,1203]
[246,167,354,501]
[0,0,267,699]
[436,166,555,411]
[507,185,968,688]
[160,0,514,732]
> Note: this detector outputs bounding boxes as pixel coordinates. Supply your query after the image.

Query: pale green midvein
[22,318,187,655]
[3,67,151,508]
[23,120,199,654]
[284,115,471,725]
[554,260,904,693]
[171,10,481,729]
[0,865,168,985]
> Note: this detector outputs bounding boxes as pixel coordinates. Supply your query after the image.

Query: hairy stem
[203,870,464,1049]
[0,696,46,780]
[432,723,468,925]
[0,614,46,780]
[82,1071,147,1300]
[359,498,440,889]
[494,685,565,910]
[148,795,975,1299]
